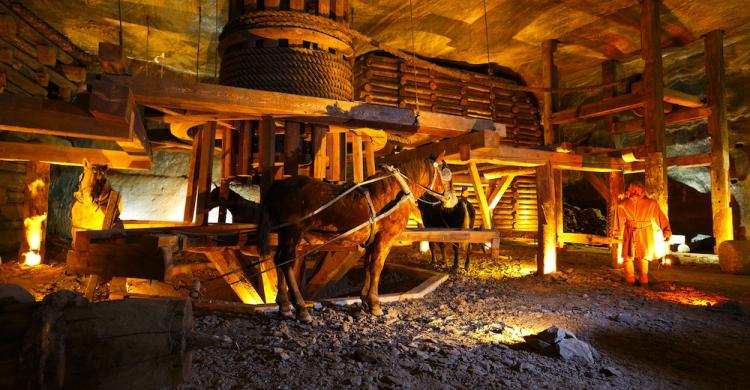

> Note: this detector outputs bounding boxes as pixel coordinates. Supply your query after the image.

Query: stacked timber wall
[451,176,538,232]
[0,161,25,253]
[354,52,543,147]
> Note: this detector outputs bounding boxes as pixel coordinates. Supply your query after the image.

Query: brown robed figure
[615,182,671,286]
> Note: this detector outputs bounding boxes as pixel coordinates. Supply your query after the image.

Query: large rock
[718,240,750,274]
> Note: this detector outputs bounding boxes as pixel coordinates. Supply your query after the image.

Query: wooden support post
[183,129,202,223]
[608,171,624,268]
[705,30,733,251]
[203,248,264,304]
[364,138,376,177]
[326,131,341,181]
[258,256,278,304]
[312,125,328,179]
[469,162,492,229]
[641,0,668,211]
[554,170,563,248]
[238,121,252,175]
[283,121,302,176]
[488,175,514,210]
[259,116,275,200]
[536,161,557,275]
[541,39,557,145]
[351,133,364,183]
[219,127,233,223]
[18,161,50,265]
[339,132,347,181]
[194,122,216,225]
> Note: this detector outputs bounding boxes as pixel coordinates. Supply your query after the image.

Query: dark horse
[259,155,449,322]
[418,193,476,271]
[208,187,259,223]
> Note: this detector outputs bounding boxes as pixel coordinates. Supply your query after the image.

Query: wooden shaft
[364,139,376,177]
[542,39,557,146]
[705,30,733,250]
[238,120,251,175]
[351,133,364,182]
[312,125,327,179]
[283,121,301,176]
[183,129,202,223]
[554,169,563,248]
[194,122,216,225]
[536,161,557,275]
[326,130,342,181]
[259,116,275,200]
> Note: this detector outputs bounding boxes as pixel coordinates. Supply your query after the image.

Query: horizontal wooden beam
[626,152,711,173]
[397,228,499,243]
[104,75,502,137]
[663,87,704,108]
[613,107,711,134]
[483,167,536,179]
[551,92,643,125]
[559,232,612,246]
[0,141,150,170]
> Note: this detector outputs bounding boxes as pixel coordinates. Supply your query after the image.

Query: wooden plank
[613,107,711,134]
[102,191,121,229]
[397,228,500,243]
[35,44,56,66]
[105,75,500,137]
[663,88,703,108]
[66,236,171,280]
[550,92,644,125]
[98,42,129,75]
[183,131,202,223]
[364,138,376,177]
[541,39,557,145]
[627,153,712,172]
[583,172,609,200]
[0,93,131,140]
[194,122,216,225]
[483,167,536,179]
[351,133,364,182]
[257,256,278,304]
[202,248,264,305]
[536,161,556,275]
[283,121,301,176]
[312,125,327,179]
[469,162,492,229]
[259,116,275,198]
[304,249,362,298]
[559,232,612,246]
[238,121,252,175]
[0,141,149,170]
[705,30,733,250]
[488,175,513,210]
[326,130,341,181]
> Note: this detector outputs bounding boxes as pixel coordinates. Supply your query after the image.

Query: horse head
[427,152,458,208]
[77,159,110,202]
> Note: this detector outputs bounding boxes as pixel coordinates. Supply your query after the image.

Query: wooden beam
[326,130,341,181]
[0,141,149,170]
[536,161,556,275]
[627,153,712,172]
[304,249,362,298]
[554,170,563,248]
[98,42,129,75]
[482,167,536,179]
[259,116,275,198]
[550,92,644,125]
[312,125,327,179]
[583,172,609,200]
[183,132,202,223]
[364,138,376,177]
[705,30,733,250]
[631,80,704,108]
[541,39,557,145]
[351,133,364,183]
[238,121,252,175]
[194,123,216,226]
[559,232,612,246]
[613,107,711,134]
[488,175,513,210]
[106,75,501,137]
[641,0,668,213]
[607,171,624,268]
[469,162,492,229]
[283,121,301,176]
[397,228,501,243]
[202,248,264,304]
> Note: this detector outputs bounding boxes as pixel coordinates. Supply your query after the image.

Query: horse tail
[258,202,272,257]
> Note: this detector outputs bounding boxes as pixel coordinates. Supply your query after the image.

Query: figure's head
[626,181,646,200]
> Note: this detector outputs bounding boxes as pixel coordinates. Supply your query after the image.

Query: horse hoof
[297,311,313,324]
[279,309,294,319]
[370,306,384,316]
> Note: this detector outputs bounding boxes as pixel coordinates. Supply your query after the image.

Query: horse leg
[275,271,294,319]
[439,243,447,265]
[365,237,396,316]
[360,244,374,312]
[452,242,460,271]
[428,242,437,264]
[464,241,471,271]
[281,264,311,323]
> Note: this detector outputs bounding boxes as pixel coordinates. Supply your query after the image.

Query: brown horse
[258,154,450,322]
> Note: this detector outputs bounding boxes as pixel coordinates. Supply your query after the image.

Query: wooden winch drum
[219,1,354,100]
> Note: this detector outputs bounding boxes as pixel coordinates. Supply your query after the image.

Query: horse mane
[395,158,431,186]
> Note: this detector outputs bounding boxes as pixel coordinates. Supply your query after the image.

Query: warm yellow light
[22,213,47,267]
[419,241,430,253]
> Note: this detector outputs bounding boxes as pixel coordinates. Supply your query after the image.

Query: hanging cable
[214,0,219,80]
[117,0,124,47]
[145,12,150,77]
[196,5,202,81]
[482,0,491,71]
[408,0,420,122]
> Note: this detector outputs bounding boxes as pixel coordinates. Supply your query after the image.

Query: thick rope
[231,10,638,95]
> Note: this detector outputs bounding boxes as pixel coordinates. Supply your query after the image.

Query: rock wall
[0,161,26,255]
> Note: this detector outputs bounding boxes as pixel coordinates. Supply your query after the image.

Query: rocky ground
[175,245,750,390]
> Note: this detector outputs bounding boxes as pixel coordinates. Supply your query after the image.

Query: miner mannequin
[615,181,672,286]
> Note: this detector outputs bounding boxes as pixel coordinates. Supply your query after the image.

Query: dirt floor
[2,243,749,389]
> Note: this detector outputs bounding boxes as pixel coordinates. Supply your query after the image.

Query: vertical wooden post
[194,122,216,225]
[364,138,376,177]
[608,171,624,268]
[641,0,668,213]
[541,39,557,145]
[312,125,327,179]
[339,132,347,181]
[259,116,276,200]
[283,121,302,176]
[705,30,733,251]
[18,161,50,264]
[351,133,364,183]
[602,60,619,136]
[219,127,233,223]
[469,162,492,229]
[238,121,251,176]
[554,170,563,247]
[183,128,202,223]
[326,130,341,181]
[536,161,557,275]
